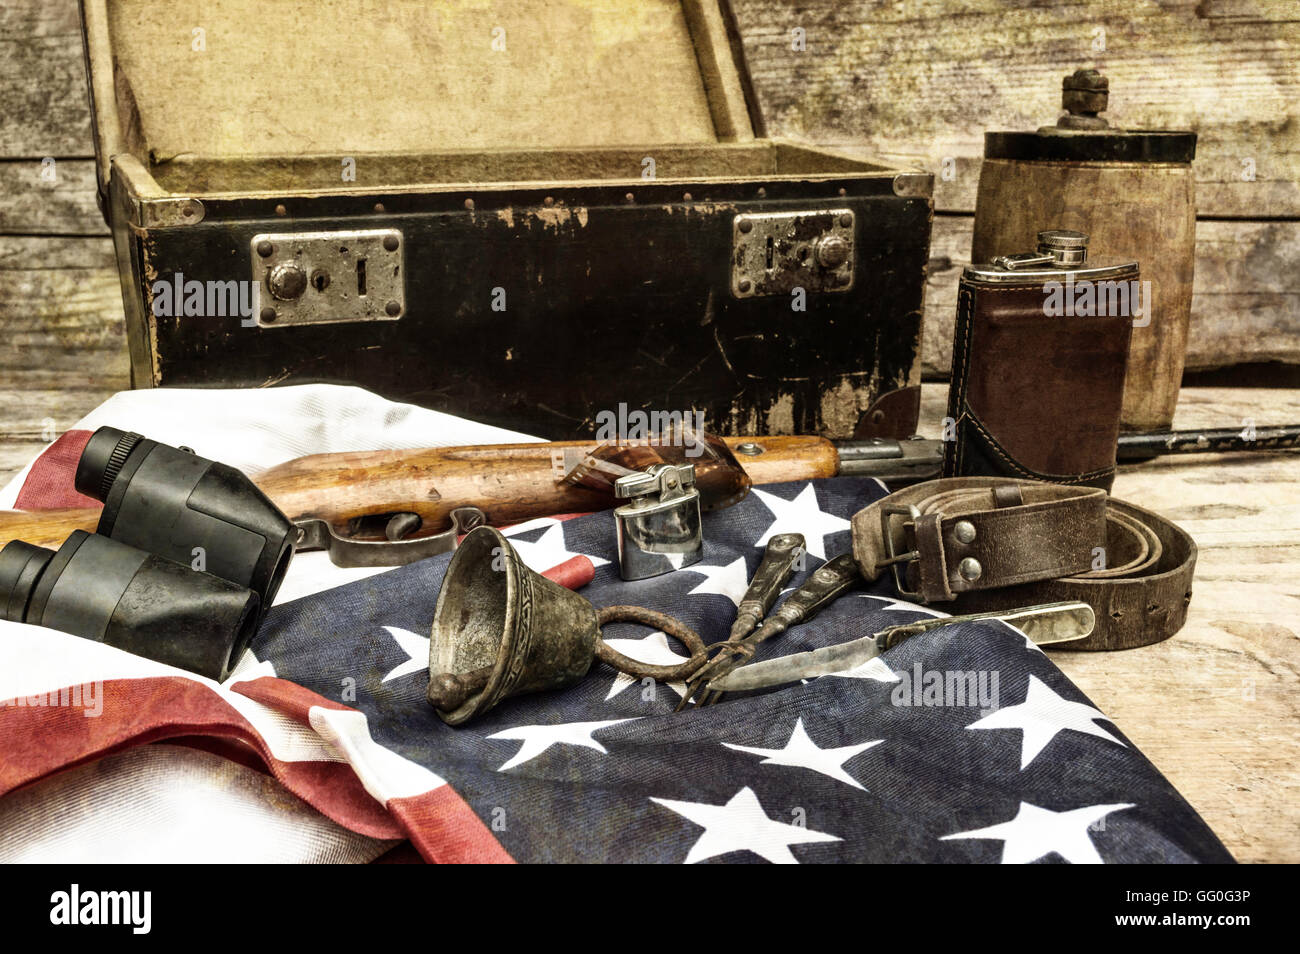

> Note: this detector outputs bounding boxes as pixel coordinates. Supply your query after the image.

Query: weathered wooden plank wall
[0,0,1296,445]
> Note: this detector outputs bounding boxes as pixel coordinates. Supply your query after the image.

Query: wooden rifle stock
[0,436,839,551]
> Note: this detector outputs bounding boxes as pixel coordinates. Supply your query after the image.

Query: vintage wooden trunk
[80,0,932,439]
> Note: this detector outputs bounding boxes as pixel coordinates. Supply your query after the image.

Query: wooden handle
[724,436,840,484]
[0,507,102,550]
[258,435,838,528]
[0,435,838,550]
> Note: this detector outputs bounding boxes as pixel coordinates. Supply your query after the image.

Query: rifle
[0,436,853,565]
[1,425,1292,567]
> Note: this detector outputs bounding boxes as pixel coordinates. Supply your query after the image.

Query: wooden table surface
[918,384,1300,863]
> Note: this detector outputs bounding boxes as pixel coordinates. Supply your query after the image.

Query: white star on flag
[681,556,752,606]
[941,801,1134,864]
[380,626,428,683]
[871,595,947,619]
[503,518,611,572]
[751,484,850,560]
[967,674,1125,769]
[487,719,637,771]
[724,718,882,790]
[601,631,693,701]
[650,786,842,864]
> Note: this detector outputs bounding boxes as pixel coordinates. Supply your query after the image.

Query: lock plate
[250,228,404,327]
[731,209,855,298]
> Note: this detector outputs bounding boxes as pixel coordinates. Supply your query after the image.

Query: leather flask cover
[943,258,1137,492]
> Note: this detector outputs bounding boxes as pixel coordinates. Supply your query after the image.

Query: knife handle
[731,533,806,639]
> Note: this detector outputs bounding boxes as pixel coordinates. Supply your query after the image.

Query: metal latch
[731,209,855,298]
[251,228,405,327]
[613,464,703,581]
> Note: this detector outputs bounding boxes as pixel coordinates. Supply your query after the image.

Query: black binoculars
[0,427,296,680]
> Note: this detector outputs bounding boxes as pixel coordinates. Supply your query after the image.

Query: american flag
[0,386,1232,863]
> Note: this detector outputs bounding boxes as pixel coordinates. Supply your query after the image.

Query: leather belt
[851,477,1197,651]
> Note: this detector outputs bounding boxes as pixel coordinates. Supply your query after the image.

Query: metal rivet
[373,202,386,213]
[738,218,753,233]
[385,300,401,317]
[756,187,767,197]
[683,192,693,202]
[736,442,764,456]
[543,196,555,207]
[274,204,287,216]
[383,234,399,252]
[958,557,982,582]
[838,213,852,228]
[738,278,752,293]
[463,198,475,211]
[259,306,277,323]
[625,192,635,203]
[954,520,977,544]
[256,240,274,258]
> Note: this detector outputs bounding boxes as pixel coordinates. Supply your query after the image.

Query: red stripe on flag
[14,429,102,511]
[231,677,513,863]
[390,788,515,864]
[0,677,403,840]
[232,674,357,717]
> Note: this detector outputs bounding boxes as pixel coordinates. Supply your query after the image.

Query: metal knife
[707,600,1096,693]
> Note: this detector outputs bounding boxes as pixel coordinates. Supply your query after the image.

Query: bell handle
[594,606,709,682]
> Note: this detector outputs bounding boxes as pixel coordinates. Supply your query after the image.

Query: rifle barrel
[1116,426,1300,460]
[832,425,1300,482]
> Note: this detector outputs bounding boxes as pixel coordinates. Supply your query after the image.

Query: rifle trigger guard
[293,506,487,568]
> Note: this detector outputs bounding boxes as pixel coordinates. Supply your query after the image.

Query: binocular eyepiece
[0,427,297,680]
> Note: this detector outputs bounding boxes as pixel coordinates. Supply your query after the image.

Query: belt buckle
[879,504,923,599]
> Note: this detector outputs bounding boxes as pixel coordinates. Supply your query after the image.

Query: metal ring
[595,606,709,682]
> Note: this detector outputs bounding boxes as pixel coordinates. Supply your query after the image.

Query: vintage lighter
[943,229,1139,492]
[612,463,703,581]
